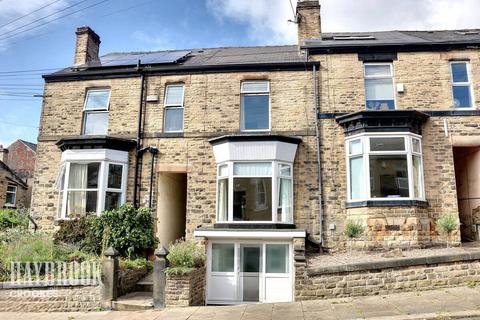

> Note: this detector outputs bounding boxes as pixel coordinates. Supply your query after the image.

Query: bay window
[57,149,128,218]
[216,161,293,223]
[346,134,425,202]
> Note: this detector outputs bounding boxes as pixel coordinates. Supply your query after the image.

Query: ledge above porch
[193,227,306,239]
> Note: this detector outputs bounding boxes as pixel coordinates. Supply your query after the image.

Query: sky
[0,0,479,147]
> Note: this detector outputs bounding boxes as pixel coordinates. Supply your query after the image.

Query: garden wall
[118,266,149,296]
[165,267,205,307]
[0,282,102,312]
[296,251,480,300]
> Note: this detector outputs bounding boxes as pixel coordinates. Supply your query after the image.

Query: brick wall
[165,268,205,307]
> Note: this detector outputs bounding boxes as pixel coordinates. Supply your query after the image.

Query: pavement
[2,286,480,320]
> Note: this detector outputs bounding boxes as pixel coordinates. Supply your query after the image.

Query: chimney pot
[74,26,101,66]
[296,0,321,46]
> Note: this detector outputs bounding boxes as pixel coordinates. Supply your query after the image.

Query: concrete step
[135,272,153,292]
[112,292,153,311]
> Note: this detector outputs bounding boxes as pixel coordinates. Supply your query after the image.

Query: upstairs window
[5,185,17,207]
[83,89,110,135]
[451,62,474,109]
[241,81,270,131]
[347,134,424,202]
[164,84,184,132]
[364,63,395,110]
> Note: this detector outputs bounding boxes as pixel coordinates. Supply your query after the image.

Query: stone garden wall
[118,266,148,297]
[296,251,480,300]
[0,283,102,312]
[165,267,205,307]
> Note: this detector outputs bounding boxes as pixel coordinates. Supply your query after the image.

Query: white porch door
[207,241,293,304]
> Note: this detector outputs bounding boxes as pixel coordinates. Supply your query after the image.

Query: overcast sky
[0,0,479,146]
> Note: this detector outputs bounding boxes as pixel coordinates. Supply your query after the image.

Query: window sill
[214,222,295,229]
[345,199,429,209]
[152,132,184,138]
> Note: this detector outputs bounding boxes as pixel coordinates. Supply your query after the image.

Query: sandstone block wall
[165,268,205,307]
[0,169,27,209]
[0,285,102,312]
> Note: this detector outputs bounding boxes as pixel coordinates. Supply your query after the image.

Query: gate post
[101,247,119,309]
[153,245,169,309]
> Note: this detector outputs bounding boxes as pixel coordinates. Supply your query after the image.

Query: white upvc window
[346,133,425,202]
[5,185,17,207]
[364,63,396,110]
[164,84,185,132]
[216,161,293,223]
[58,160,127,219]
[83,88,110,135]
[241,81,270,131]
[450,62,475,109]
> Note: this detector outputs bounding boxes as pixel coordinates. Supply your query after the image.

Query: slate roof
[303,30,480,52]
[43,29,480,81]
[18,139,37,152]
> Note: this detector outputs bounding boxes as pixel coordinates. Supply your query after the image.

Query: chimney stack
[296,0,321,46]
[74,26,101,66]
[0,145,8,165]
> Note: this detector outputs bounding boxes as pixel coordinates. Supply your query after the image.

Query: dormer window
[83,89,110,135]
[364,63,395,110]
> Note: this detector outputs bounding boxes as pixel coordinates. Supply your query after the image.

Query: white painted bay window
[216,161,293,223]
[83,88,110,135]
[57,149,128,219]
[364,63,395,110]
[346,134,425,202]
[164,84,184,132]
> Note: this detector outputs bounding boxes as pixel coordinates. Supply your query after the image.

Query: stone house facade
[31,0,480,304]
[0,160,28,209]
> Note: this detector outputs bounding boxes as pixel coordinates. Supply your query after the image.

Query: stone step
[112,292,153,311]
[135,272,153,292]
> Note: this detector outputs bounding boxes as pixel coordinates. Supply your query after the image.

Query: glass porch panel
[241,245,261,272]
[233,178,272,221]
[266,244,288,273]
[369,155,409,198]
[211,243,235,272]
[240,245,261,302]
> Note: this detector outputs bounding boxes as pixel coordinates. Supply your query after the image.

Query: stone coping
[0,279,99,289]
[307,251,480,276]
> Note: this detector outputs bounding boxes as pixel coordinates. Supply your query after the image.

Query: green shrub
[53,215,92,246]
[120,258,153,271]
[437,214,459,234]
[0,209,29,231]
[344,220,364,239]
[90,205,157,257]
[165,239,205,275]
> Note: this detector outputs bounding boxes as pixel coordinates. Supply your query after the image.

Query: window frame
[163,84,185,133]
[363,62,396,111]
[240,81,271,132]
[345,132,425,202]
[59,160,127,219]
[5,185,17,207]
[216,161,293,224]
[450,61,475,109]
[82,88,111,135]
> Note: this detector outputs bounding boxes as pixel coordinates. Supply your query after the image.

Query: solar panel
[99,50,191,67]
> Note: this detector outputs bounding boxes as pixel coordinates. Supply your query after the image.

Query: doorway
[453,147,480,242]
[156,172,187,247]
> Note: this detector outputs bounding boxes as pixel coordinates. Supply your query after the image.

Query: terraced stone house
[31,0,480,304]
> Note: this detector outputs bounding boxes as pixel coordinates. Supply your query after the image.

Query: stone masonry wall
[165,268,205,307]
[117,266,148,297]
[315,49,480,249]
[0,169,27,209]
[296,255,480,300]
[0,285,102,312]
[32,71,321,240]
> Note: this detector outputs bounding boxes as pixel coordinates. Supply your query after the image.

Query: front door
[206,241,293,304]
